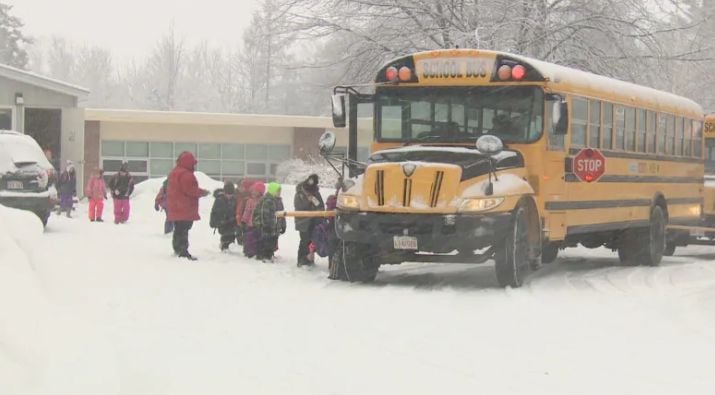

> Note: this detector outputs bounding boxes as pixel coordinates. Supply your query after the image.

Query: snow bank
[0,205,119,395]
[275,158,338,188]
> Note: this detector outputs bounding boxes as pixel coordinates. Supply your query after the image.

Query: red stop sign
[572,148,606,182]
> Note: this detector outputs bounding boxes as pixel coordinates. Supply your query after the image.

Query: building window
[126,141,149,157]
[222,160,244,176]
[102,140,124,156]
[246,144,268,160]
[246,162,266,176]
[150,142,173,158]
[174,143,196,156]
[0,108,12,129]
[197,160,221,177]
[268,145,291,161]
[198,144,220,159]
[222,144,244,159]
[150,159,174,176]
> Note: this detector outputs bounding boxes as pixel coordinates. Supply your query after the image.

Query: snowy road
[2,177,715,394]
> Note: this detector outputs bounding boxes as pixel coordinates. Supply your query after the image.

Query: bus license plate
[393,236,418,250]
[7,181,23,190]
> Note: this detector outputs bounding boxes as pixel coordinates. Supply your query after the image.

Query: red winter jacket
[167,152,205,221]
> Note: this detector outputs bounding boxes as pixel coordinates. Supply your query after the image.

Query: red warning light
[511,65,526,80]
[385,66,398,81]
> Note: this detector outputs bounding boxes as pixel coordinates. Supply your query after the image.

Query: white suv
[0,130,57,226]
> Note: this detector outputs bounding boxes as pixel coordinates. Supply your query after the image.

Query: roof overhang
[0,64,89,100]
[85,108,340,129]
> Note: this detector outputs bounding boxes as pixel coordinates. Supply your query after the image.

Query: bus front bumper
[335,211,513,253]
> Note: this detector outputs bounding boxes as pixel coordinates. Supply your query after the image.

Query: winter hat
[119,161,128,172]
[267,182,281,197]
[305,174,319,191]
[250,182,265,195]
[224,181,236,195]
[239,178,254,191]
[66,160,74,171]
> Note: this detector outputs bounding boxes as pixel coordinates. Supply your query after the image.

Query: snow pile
[275,157,338,187]
[0,205,118,395]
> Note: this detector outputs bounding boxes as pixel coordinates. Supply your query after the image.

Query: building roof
[0,63,89,99]
[85,108,339,129]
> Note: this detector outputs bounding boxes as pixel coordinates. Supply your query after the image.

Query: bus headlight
[337,195,360,210]
[458,197,504,212]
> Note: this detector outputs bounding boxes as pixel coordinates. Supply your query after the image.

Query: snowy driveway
[2,180,715,394]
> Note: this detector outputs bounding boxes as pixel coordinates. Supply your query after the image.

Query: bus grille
[375,170,385,206]
[402,178,413,206]
[429,171,445,208]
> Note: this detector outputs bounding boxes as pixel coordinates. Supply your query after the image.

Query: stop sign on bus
[572,148,606,182]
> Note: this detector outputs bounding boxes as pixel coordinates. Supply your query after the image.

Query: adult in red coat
[167,151,209,260]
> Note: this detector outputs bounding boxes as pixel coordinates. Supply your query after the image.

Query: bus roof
[386,49,703,117]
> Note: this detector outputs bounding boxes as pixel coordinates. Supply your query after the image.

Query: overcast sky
[8,0,261,61]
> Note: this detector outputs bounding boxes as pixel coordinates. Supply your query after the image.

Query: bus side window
[666,115,675,155]
[602,103,613,149]
[646,111,656,153]
[657,114,667,154]
[637,109,646,153]
[693,120,703,158]
[571,97,587,147]
[625,107,635,151]
[614,105,625,150]
[588,100,601,148]
[675,117,683,156]
[546,100,564,151]
[684,118,692,156]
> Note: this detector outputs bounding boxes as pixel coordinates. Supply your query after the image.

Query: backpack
[311,219,332,258]
[209,197,226,228]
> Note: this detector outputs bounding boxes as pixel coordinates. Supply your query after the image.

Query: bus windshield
[375,86,544,143]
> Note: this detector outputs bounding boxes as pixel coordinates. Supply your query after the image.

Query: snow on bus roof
[404,49,703,115]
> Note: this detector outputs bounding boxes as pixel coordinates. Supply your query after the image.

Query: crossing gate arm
[276,210,336,218]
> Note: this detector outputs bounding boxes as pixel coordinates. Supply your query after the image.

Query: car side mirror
[331,94,346,128]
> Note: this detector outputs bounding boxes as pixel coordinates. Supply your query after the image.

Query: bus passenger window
[571,97,587,147]
[603,103,613,149]
[614,106,625,150]
[646,110,656,153]
[546,100,564,151]
[625,107,635,151]
[693,121,703,158]
[588,100,601,148]
[666,115,675,155]
[674,117,683,156]
[657,114,667,154]
[637,109,646,152]
[684,119,692,156]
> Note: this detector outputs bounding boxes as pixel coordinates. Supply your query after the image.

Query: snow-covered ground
[2,175,715,394]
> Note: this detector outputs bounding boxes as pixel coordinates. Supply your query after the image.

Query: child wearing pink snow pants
[113,198,131,223]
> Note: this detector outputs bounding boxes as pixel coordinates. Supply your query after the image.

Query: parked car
[0,130,56,226]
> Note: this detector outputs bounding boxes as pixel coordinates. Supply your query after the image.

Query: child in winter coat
[234,179,254,245]
[57,161,77,217]
[154,179,173,234]
[85,168,107,222]
[254,182,286,262]
[210,181,238,251]
[241,182,265,258]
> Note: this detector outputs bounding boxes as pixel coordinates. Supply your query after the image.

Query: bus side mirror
[331,94,346,128]
[552,100,568,136]
[319,131,337,155]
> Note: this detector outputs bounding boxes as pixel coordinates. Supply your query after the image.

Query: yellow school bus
[322,49,704,287]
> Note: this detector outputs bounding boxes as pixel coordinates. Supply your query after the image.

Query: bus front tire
[494,205,531,288]
[663,242,676,256]
[334,241,379,283]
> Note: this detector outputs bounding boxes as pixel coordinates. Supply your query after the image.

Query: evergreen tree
[0,2,31,69]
